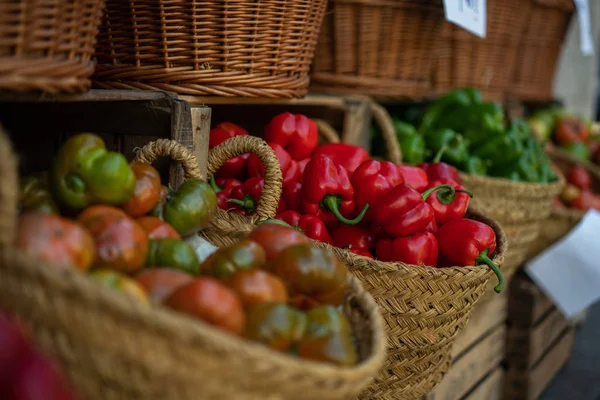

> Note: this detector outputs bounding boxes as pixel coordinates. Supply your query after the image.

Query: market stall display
[0,0,105,94]
[186,113,507,399]
[94,0,327,98]
[0,128,386,400]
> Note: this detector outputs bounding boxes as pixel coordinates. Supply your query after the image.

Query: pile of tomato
[556,165,600,211]
[16,133,357,366]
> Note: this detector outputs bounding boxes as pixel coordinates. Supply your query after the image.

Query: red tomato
[570,190,600,211]
[17,212,96,272]
[122,162,162,217]
[78,205,148,273]
[165,278,246,335]
[136,216,181,240]
[566,165,592,191]
[554,115,589,145]
[247,223,309,260]
[225,269,288,308]
[135,268,194,303]
[89,269,149,303]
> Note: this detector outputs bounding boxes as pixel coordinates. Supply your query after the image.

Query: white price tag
[574,0,594,56]
[443,0,487,38]
[525,210,600,319]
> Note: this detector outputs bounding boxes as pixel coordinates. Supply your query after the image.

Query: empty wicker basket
[94,0,327,98]
[0,0,105,93]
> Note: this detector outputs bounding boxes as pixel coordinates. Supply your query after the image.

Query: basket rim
[1,247,385,379]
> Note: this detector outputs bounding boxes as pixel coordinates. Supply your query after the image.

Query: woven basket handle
[208,135,283,220]
[313,119,341,144]
[134,139,203,181]
[371,103,402,164]
[0,125,19,248]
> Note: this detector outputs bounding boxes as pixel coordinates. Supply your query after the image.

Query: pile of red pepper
[210,113,504,293]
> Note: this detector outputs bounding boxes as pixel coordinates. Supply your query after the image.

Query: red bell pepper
[301,154,369,228]
[247,142,302,186]
[227,177,287,215]
[371,183,458,237]
[264,113,318,161]
[210,177,242,211]
[425,178,472,226]
[210,122,250,179]
[298,158,310,175]
[375,232,438,266]
[275,210,333,244]
[282,181,302,212]
[424,218,438,233]
[351,160,405,222]
[436,218,504,293]
[312,143,369,175]
[331,225,375,252]
[419,148,462,184]
[348,248,374,258]
[396,165,429,192]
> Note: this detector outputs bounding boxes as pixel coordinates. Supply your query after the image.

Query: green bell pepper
[472,128,524,168]
[462,157,488,176]
[459,103,505,148]
[392,118,418,138]
[50,133,136,211]
[419,88,482,134]
[398,132,426,165]
[425,128,469,165]
[561,142,591,162]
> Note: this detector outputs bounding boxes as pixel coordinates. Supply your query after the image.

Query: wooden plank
[508,274,554,327]
[465,368,504,400]
[452,292,507,359]
[180,93,371,106]
[507,308,569,369]
[505,328,575,400]
[169,100,194,188]
[0,89,178,103]
[190,106,211,181]
[424,326,506,400]
[341,97,372,151]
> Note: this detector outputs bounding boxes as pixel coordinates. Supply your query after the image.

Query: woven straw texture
[310,0,445,100]
[93,0,326,98]
[196,135,507,400]
[511,0,574,101]
[0,0,104,93]
[434,0,531,102]
[460,168,565,300]
[0,128,386,400]
[528,146,599,258]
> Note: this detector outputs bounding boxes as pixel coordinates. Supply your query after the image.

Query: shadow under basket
[93,0,327,98]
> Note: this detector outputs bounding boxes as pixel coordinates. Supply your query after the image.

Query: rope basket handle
[208,135,283,221]
[134,139,203,181]
[313,119,341,144]
[0,126,18,248]
[371,102,402,164]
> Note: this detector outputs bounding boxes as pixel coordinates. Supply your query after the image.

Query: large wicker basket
[310,0,445,100]
[195,135,508,400]
[528,146,599,258]
[0,0,105,93]
[510,0,574,101]
[434,0,531,102]
[93,0,327,98]
[0,129,386,400]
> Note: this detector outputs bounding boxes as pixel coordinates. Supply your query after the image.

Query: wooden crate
[182,93,373,150]
[504,274,576,400]
[0,90,210,188]
[423,292,508,400]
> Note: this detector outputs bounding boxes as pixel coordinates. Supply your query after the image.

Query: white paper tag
[443,0,487,38]
[525,210,600,319]
[574,0,594,56]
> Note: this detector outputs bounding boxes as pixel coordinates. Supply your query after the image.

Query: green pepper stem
[421,184,456,202]
[226,196,256,212]
[322,195,369,225]
[257,219,292,228]
[476,248,504,293]
[435,188,474,205]
[433,146,447,163]
[209,176,222,193]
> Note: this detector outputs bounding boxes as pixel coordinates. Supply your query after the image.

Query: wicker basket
[93,0,326,98]
[528,147,599,257]
[197,135,508,400]
[310,0,445,100]
[0,0,105,93]
[510,0,574,101]
[434,0,531,102]
[0,129,386,400]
